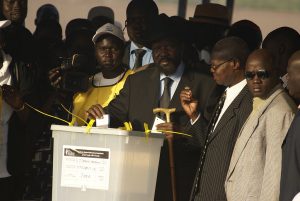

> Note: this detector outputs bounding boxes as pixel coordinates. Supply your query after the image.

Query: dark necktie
[160,77,173,108]
[191,91,227,199]
[133,49,146,69]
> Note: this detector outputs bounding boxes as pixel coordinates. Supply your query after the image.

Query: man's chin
[159,64,177,75]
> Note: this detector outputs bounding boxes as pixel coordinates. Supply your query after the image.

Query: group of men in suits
[86,21,300,201]
[82,1,300,200]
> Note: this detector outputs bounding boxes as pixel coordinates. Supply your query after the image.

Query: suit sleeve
[105,75,131,128]
[259,110,295,201]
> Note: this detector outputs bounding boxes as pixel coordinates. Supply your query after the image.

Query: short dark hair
[126,0,158,18]
[212,36,250,68]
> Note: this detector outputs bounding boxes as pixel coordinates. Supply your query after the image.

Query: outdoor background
[26,0,300,39]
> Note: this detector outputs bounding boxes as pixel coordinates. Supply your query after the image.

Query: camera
[59,54,90,93]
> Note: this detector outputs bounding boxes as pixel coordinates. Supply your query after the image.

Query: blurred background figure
[227,19,262,52]
[87,6,114,30]
[123,0,159,70]
[262,27,300,87]
[0,0,36,63]
[188,3,230,74]
[64,18,96,75]
[34,4,59,26]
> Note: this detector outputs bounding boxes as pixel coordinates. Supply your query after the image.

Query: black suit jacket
[280,110,300,201]
[189,86,253,201]
[106,64,218,201]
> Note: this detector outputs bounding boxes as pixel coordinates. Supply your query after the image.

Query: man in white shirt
[180,37,253,201]
[122,0,158,70]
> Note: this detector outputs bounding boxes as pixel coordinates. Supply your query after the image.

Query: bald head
[212,36,250,68]
[287,50,300,100]
[245,49,280,98]
[247,49,274,71]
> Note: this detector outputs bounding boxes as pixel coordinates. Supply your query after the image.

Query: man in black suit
[280,50,300,201]
[87,19,217,201]
[180,36,253,201]
[122,0,158,70]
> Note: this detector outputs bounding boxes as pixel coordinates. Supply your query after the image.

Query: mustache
[157,57,174,62]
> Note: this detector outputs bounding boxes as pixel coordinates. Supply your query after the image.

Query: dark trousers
[0,176,14,201]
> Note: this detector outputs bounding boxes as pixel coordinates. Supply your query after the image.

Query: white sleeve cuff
[190,114,200,125]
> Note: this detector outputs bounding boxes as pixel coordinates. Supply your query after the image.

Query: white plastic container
[51,125,164,201]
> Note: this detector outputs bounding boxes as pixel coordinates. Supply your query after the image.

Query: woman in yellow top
[72,23,133,125]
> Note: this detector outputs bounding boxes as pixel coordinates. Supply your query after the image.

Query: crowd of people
[0,0,300,201]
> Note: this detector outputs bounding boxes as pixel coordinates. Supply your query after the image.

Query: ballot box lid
[51,124,165,139]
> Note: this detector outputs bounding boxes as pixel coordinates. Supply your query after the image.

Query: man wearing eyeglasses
[180,36,253,201]
[225,49,296,201]
[122,0,158,70]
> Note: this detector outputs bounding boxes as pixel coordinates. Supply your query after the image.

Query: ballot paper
[96,114,109,128]
[151,116,165,133]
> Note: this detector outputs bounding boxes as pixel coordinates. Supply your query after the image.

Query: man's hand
[86,104,105,119]
[48,67,62,88]
[180,86,199,121]
[1,84,24,110]
[156,122,177,140]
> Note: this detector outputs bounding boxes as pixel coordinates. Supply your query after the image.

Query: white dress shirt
[0,50,14,178]
[214,79,247,130]
[160,62,185,99]
[129,42,153,69]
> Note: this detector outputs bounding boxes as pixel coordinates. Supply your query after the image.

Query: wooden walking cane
[153,108,177,201]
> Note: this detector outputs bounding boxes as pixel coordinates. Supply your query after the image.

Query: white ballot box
[51,125,165,201]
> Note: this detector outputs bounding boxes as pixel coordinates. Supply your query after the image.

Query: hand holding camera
[48,54,90,92]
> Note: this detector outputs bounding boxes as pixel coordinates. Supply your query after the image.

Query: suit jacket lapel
[209,86,249,142]
[226,85,284,179]
[148,66,161,126]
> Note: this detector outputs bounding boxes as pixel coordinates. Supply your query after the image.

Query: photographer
[72,23,133,125]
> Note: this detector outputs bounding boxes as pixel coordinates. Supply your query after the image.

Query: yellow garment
[72,69,133,126]
[252,97,265,113]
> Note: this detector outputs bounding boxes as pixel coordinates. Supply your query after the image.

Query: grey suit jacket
[225,85,296,201]
[190,84,253,201]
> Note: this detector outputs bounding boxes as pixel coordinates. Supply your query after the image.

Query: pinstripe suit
[189,85,253,201]
[225,86,296,201]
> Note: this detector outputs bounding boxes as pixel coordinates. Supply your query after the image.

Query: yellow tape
[25,103,72,126]
[143,123,192,137]
[60,104,88,126]
[85,119,95,133]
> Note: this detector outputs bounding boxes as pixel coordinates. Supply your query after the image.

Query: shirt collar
[160,61,185,81]
[0,50,12,77]
[225,79,247,100]
[130,42,151,54]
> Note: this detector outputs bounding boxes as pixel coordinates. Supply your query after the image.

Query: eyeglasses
[244,69,270,80]
[210,58,234,70]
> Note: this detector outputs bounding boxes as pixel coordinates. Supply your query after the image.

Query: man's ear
[232,59,241,70]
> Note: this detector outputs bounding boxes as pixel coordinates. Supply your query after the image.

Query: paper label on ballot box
[61,145,110,190]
